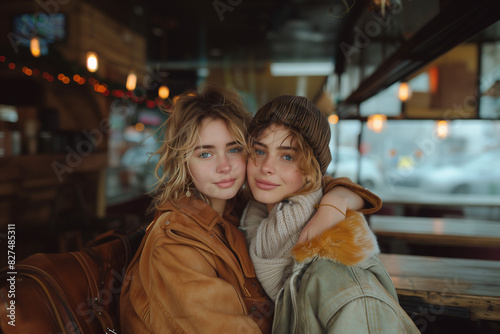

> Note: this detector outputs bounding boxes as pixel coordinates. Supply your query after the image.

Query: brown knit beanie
[249,95,332,174]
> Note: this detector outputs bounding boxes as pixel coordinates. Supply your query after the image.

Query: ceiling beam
[336,0,500,113]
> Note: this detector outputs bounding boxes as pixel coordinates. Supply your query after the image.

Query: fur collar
[292,210,379,266]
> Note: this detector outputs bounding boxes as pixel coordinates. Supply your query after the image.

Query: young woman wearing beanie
[119,85,381,333]
[241,95,420,333]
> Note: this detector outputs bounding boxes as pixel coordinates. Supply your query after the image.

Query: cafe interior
[0,0,500,332]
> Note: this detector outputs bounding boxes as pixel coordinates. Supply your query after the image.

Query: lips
[254,179,279,190]
[215,178,236,189]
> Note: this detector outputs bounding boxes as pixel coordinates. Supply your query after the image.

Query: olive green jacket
[273,211,421,334]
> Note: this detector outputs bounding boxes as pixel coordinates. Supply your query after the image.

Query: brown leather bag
[0,226,146,334]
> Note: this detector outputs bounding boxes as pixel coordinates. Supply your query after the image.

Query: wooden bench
[379,253,500,321]
[377,190,500,217]
[370,215,500,248]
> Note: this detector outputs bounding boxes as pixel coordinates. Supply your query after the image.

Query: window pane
[480,42,500,119]
[405,44,478,119]
[361,119,500,219]
[359,81,401,117]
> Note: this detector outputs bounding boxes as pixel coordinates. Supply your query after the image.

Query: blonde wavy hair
[151,84,251,209]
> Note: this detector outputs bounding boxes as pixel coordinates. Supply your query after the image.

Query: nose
[217,155,231,174]
[260,156,275,174]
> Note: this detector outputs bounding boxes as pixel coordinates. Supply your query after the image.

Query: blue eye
[283,155,293,161]
[255,149,265,156]
[199,152,212,158]
[229,147,242,154]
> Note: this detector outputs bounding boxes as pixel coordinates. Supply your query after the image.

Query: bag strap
[73,227,148,334]
[12,264,82,334]
[71,251,116,334]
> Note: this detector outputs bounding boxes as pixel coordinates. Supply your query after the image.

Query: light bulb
[328,114,339,125]
[126,70,137,91]
[398,82,412,101]
[30,37,41,58]
[86,52,98,72]
[158,85,170,99]
[367,114,387,133]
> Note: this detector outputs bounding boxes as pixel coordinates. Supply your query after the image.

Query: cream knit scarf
[240,189,323,301]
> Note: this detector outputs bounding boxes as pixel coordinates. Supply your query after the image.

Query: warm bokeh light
[398,82,412,101]
[126,70,137,91]
[367,114,387,133]
[30,37,41,58]
[328,114,339,124]
[135,122,145,132]
[436,120,449,139]
[158,85,170,99]
[86,52,98,72]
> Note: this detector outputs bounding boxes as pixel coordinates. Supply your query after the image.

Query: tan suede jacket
[119,177,381,333]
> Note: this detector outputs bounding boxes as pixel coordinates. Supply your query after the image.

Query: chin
[251,191,276,205]
[222,186,243,200]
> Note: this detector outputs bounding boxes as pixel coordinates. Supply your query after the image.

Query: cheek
[286,169,306,189]
[235,155,246,169]
[235,158,246,178]
[246,159,258,177]
[187,161,202,181]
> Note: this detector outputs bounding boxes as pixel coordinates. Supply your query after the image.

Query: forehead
[197,118,232,141]
[258,123,295,146]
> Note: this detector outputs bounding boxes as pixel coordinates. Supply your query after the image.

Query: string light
[0,54,161,109]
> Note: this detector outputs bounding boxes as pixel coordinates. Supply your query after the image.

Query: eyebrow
[194,141,239,150]
[253,141,296,151]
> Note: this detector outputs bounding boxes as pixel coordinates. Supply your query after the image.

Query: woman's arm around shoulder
[297,176,382,244]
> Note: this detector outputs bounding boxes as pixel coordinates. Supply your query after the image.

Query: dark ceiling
[89,0,352,63]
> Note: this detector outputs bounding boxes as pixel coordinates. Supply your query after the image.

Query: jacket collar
[155,197,255,278]
[292,210,380,266]
[156,196,239,230]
